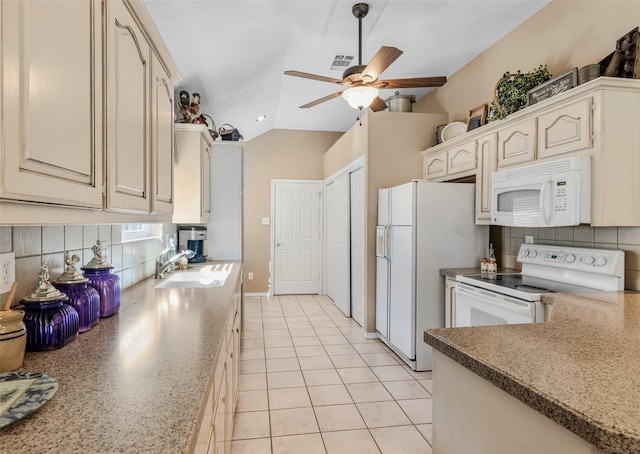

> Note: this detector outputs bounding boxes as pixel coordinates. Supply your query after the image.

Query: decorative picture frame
[526,68,578,106]
[467,104,488,131]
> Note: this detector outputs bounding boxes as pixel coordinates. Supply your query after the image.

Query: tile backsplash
[0,224,175,307]
[492,225,640,290]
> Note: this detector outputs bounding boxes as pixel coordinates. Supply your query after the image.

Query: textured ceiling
[144,0,549,141]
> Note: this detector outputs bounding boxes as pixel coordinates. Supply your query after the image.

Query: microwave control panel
[553,181,568,212]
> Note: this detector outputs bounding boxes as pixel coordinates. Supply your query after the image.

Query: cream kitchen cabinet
[173,124,213,224]
[537,97,592,159]
[150,50,175,215]
[195,272,243,454]
[423,139,477,182]
[444,276,457,328]
[475,132,497,224]
[422,78,640,226]
[0,0,180,225]
[497,117,536,168]
[0,0,103,208]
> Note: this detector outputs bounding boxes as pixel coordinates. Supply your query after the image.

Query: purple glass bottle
[21,265,79,351]
[53,253,100,332]
[82,240,121,318]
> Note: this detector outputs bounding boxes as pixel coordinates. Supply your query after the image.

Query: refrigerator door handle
[384,225,391,260]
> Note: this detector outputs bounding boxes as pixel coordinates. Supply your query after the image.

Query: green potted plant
[488,65,552,121]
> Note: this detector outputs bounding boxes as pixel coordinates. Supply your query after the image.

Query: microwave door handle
[540,178,553,225]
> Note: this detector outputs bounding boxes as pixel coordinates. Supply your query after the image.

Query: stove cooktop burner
[460,273,597,299]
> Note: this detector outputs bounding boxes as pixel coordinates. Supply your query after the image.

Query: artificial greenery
[488,65,552,121]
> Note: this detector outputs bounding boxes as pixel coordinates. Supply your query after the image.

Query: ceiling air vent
[330,54,355,71]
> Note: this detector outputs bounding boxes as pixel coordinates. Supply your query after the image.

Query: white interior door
[325,173,350,316]
[350,167,365,326]
[273,180,321,295]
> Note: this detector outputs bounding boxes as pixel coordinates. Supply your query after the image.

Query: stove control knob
[584,256,595,265]
[522,249,530,258]
[595,257,607,267]
[529,250,538,258]
[565,254,576,263]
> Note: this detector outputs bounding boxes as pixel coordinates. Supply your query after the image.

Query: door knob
[275,242,281,246]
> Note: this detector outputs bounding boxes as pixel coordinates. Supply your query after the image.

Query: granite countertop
[0,260,241,453]
[425,291,640,454]
[439,267,519,278]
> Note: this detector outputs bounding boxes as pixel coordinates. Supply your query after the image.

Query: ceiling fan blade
[370,96,387,112]
[362,46,403,80]
[284,70,344,85]
[299,91,344,108]
[376,76,447,89]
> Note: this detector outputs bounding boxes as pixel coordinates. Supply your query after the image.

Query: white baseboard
[364,332,379,340]
[244,292,269,297]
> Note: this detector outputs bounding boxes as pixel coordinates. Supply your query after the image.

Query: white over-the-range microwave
[491,156,590,227]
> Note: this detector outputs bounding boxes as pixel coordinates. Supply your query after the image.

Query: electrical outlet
[248,272,254,280]
[525,236,534,244]
[262,217,270,225]
[0,252,16,294]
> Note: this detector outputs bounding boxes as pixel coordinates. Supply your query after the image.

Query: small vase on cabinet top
[82,240,121,318]
[53,252,100,332]
[21,265,79,351]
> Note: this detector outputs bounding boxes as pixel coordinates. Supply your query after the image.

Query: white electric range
[455,244,625,327]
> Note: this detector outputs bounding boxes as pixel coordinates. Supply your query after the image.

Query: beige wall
[415,0,640,290]
[243,129,342,293]
[414,0,640,123]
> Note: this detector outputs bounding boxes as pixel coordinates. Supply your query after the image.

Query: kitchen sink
[154,265,231,289]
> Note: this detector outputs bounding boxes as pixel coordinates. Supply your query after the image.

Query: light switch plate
[248,272,254,280]
[262,217,270,225]
[0,252,16,294]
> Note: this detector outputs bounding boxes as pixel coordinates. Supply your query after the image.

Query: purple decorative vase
[53,253,101,332]
[82,267,121,318]
[21,265,79,351]
[22,299,80,351]
[82,240,121,318]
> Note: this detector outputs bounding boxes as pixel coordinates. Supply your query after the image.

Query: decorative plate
[0,372,58,428]
[441,121,467,142]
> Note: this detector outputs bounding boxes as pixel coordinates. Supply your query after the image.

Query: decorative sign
[527,68,578,106]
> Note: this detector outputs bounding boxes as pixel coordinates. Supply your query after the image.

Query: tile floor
[232,294,433,454]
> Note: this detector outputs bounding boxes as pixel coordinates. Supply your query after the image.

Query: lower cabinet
[195,275,242,454]
[445,277,457,328]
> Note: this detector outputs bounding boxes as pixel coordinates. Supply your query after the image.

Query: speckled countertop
[425,291,640,454]
[0,260,241,454]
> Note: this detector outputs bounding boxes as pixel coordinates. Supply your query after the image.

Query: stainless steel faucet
[155,248,195,278]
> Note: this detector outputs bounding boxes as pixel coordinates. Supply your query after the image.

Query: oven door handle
[455,284,532,316]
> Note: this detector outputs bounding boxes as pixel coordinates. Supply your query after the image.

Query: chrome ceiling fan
[284,3,447,112]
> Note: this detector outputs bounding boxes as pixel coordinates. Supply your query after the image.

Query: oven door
[455,282,536,327]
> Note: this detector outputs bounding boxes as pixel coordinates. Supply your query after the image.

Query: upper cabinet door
[537,98,592,160]
[105,0,150,213]
[150,51,174,215]
[0,0,103,207]
[497,118,537,168]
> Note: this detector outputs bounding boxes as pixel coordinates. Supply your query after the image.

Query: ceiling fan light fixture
[342,86,379,110]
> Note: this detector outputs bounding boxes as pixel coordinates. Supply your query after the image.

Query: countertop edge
[424,329,640,454]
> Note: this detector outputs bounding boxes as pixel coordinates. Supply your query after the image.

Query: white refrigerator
[376,181,488,371]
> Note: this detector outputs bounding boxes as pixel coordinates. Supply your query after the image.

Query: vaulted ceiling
[144,0,550,141]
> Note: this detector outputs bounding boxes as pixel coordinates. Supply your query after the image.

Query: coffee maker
[178,225,207,263]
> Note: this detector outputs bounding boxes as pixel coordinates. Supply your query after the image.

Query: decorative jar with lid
[0,283,27,371]
[21,265,79,351]
[82,240,121,317]
[53,253,100,332]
